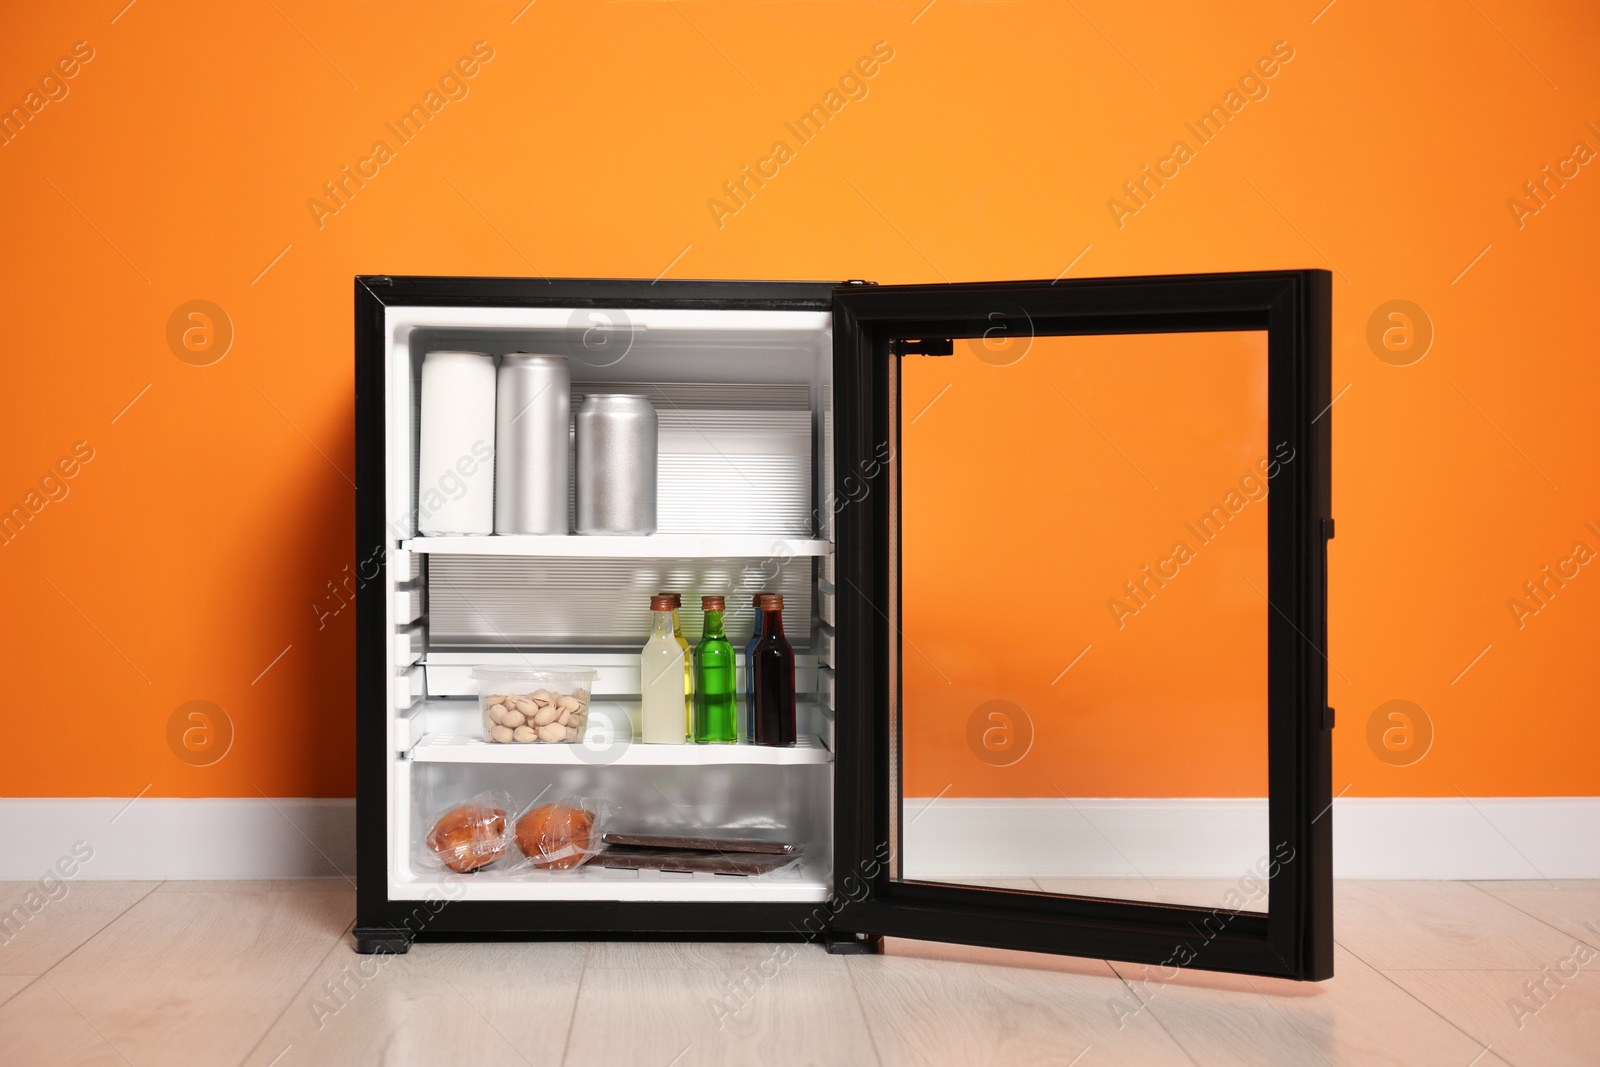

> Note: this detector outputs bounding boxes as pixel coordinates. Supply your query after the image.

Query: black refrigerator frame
[353,270,1333,980]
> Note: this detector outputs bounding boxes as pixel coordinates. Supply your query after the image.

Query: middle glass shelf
[400,698,834,767]
[409,731,832,766]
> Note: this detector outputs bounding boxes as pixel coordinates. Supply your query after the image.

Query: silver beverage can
[575,394,658,535]
[494,353,571,535]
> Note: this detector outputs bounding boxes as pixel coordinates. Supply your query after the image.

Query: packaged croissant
[422,791,514,873]
[509,796,611,872]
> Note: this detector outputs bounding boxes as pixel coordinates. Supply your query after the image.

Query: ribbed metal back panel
[572,383,809,413]
[428,555,815,649]
[569,383,813,537]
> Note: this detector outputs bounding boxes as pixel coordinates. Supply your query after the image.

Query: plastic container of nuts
[472,666,596,744]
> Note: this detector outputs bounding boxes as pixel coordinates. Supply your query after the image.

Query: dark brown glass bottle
[752,593,796,746]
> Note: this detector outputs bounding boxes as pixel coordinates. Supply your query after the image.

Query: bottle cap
[757,594,784,611]
[657,592,682,607]
[650,594,675,611]
[702,595,725,611]
[752,594,765,607]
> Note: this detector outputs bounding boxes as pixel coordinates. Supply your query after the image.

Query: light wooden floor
[0,879,1595,1065]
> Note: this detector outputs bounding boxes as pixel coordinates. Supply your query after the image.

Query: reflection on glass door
[896,330,1278,912]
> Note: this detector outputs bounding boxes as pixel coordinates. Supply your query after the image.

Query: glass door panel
[897,330,1273,912]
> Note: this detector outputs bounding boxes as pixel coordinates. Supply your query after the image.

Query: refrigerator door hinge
[1323,706,1336,730]
[889,337,953,356]
[822,930,883,955]
[1322,518,1335,540]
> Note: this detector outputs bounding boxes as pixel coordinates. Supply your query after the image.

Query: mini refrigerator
[353,269,1334,980]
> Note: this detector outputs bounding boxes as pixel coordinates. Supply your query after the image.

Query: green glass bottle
[692,595,738,743]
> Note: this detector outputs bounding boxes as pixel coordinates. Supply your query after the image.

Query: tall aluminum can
[575,394,658,535]
[494,353,571,535]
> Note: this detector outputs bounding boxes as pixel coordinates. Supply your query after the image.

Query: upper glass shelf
[402,534,831,558]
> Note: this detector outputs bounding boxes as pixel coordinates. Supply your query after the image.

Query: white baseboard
[0,797,1593,881]
[1330,797,1600,879]
[903,797,1600,881]
[0,799,355,881]
[902,798,1270,881]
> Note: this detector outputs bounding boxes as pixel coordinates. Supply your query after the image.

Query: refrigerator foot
[352,927,414,955]
[822,931,882,955]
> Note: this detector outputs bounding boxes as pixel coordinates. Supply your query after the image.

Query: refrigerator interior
[383,304,836,903]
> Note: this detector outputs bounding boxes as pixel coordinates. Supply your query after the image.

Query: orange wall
[1,2,1595,799]
[902,333,1274,798]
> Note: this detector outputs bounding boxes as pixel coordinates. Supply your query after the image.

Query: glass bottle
[692,596,738,743]
[641,595,686,744]
[742,593,764,741]
[660,592,693,735]
[752,593,796,746]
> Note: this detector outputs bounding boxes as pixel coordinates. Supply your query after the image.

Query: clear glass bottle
[692,596,738,743]
[742,593,764,741]
[641,595,686,744]
[660,591,693,736]
[752,593,796,746]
